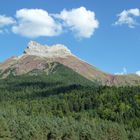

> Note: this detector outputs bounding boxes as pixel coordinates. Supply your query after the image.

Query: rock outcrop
[23,41,72,58]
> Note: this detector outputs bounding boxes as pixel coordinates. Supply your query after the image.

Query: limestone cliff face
[23,41,72,58]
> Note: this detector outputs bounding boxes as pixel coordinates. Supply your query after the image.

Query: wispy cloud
[115,68,140,76]
[115,67,127,75]
[0,15,15,27]
[0,15,15,33]
[114,8,140,28]
[136,71,140,76]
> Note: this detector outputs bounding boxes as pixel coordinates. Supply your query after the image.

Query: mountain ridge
[0,41,140,86]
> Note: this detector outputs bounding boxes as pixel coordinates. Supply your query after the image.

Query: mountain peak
[23,41,72,58]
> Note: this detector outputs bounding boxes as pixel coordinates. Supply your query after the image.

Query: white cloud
[54,7,99,38]
[115,8,140,28]
[1,7,99,39]
[0,15,15,27]
[0,15,15,33]
[12,9,62,38]
[115,67,127,75]
[136,71,140,76]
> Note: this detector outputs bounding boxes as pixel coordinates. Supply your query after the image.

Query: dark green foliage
[0,64,140,139]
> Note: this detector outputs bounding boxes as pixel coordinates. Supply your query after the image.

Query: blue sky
[0,0,140,74]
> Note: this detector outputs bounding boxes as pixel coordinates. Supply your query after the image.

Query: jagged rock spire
[23,41,72,58]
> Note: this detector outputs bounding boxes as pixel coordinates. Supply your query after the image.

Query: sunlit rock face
[24,41,72,58]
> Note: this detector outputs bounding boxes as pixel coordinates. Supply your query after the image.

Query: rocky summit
[0,41,140,86]
[23,41,73,58]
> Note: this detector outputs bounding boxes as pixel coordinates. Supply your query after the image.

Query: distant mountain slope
[0,41,140,86]
[0,61,95,86]
[0,64,140,140]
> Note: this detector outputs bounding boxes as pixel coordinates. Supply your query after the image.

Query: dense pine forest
[0,64,140,140]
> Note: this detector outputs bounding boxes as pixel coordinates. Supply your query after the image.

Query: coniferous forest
[0,65,140,140]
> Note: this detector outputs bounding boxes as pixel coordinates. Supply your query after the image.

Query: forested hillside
[0,64,140,140]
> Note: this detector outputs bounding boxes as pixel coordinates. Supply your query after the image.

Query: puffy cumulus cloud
[54,7,99,38]
[136,71,140,76]
[115,8,140,28]
[1,7,99,39]
[0,15,15,27]
[12,9,62,38]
